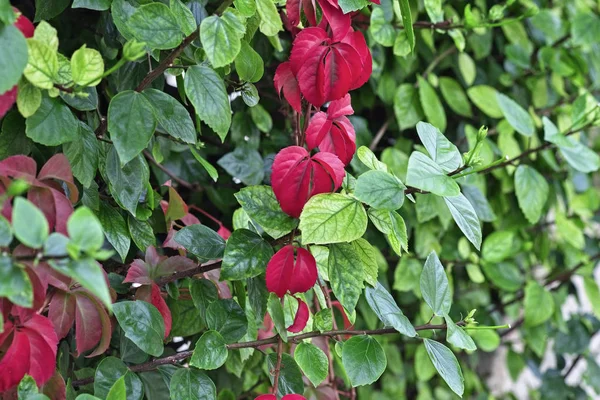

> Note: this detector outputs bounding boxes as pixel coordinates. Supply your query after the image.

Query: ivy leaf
[234,185,297,239]
[342,335,387,387]
[294,342,329,387]
[416,121,463,173]
[206,299,248,343]
[496,93,535,136]
[443,193,482,250]
[174,224,225,261]
[328,242,365,314]
[184,65,231,141]
[514,165,549,224]
[406,152,460,196]
[420,251,451,316]
[354,170,405,211]
[26,95,78,146]
[0,25,28,93]
[423,339,464,397]
[200,12,245,68]
[113,301,165,357]
[418,76,446,132]
[221,229,273,280]
[128,3,183,50]
[365,282,417,337]
[445,316,476,351]
[266,353,303,397]
[190,330,228,370]
[524,281,554,327]
[142,89,196,144]
[12,197,49,249]
[108,90,157,166]
[299,193,368,245]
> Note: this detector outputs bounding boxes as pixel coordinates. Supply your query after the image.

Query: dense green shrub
[0,0,599,399]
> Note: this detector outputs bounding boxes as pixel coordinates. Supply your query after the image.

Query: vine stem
[272,336,283,395]
[143,150,197,190]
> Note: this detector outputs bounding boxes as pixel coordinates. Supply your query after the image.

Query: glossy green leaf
[12,197,48,249]
[26,95,78,145]
[235,41,264,82]
[142,89,196,144]
[96,203,130,263]
[94,357,144,400]
[221,229,273,280]
[423,339,464,397]
[106,148,150,216]
[201,12,245,68]
[206,299,247,343]
[64,122,99,188]
[342,335,387,387]
[113,301,165,356]
[420,251,451,316]
[107,376,126,400]
[169,369,215,400]
[294,342,328,387]
[128,3,183,50]
[266,353,304,397]
[190,330,228,370]
[365,282,417,337]
[406,152,460,196]
[354,170,405,211]
[174,224,225,261]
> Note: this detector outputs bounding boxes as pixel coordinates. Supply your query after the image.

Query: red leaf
[318,0,351,41]
[136,283,172,338]
[13,7,35,38]
[74,294,104,356]
[41,370,66,400]
[20,314,58,387]
[124,259,152,285]
[0,86,17,120]
[266,245,317,298]
[287,297,309,333]
[125,246,197,284]
[274,62,302,113]
[271,146,345,218]
[0,155,37,179]
[287,0,316,27]
[217,224,231,240]
[37,154,79,204]
[48,291,76,340]
[342,30,372,90]
[0,326,31,393]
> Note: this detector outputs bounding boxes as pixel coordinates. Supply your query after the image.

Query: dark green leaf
[97,203,131,263]
[106,148,150,216]
[217,148,264,186]
[342,335,387,387]
[174,224,225,261]
[221,229,273,280]
[128,216,156,252]
[206,299,247,343]
[266,353,303,397]
[26,96,78,146]
[169,369,216,400]
[420,251,451,316]
[190,330,228,370]
[128,3,183,50]
[64,122,99,188]
[94,357,145,400]
[423,339,464,397]
[113,301,165,356]
[142,89,196,144]
[0,255,33,307]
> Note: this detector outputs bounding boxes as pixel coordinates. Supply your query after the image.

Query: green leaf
[174,224,225,261]
[26,95,78,145]
[496,93,535,137]
[367,209,409,256]
[458,53,476,86]
[356,146,389,172]
[467,85,503,118]
[365,282,417,337]
[206,299,248,343]
[416,121,463,173]
[0,216,12,247]
[108,90,157,166]
[128,3,183,50]
[97,203,131,263]
[235,41,264,83]
[418,76,446,132]
[398,0,414,51]
[61,86,98,111]
[394,84,423,131]
[439,77,473,118]
[200,12,245,68]
[443,194,482,250]
[255,0,282,36]
[583,277,600,320]
[445,316,476,351]
[338,0,370,13]
[51,258,112,310]
[67,207,104,253]
[71,45,104,86]
[370,7,395,47]
[34,0,69,21]
[267,293,287,342]
[189,146,219,182]
[342,335,387,387]
[107,376,126,400]
[294,342,329,387]
[406,152,460,196]
[514,165,549,224]
[420,251,451,316]
[72,0,112,10]
[169,369,215,400]
[128,216,155,253]
[0,25,28,91]
[299,193,368,245]
[266,353,304,397]
[524,281,554,327]
[0,255,33,307]
[543,117,600,173]
[142,89,196,144]
[249,104,272,133]
[12,197,49,249]
[23,39,58,90]
[94,357,144,400]
[64,122,99,188]
[170,0,197,36]
[351,238,378,287]
[190,330,228,370]
[354,170,405,211]
[218,147,264,185]
[234,185,297,239]
[16,82,42,118]
[571,12,600,47]
[113,301,165,356]
[190,279,218,321]
[328,242,365,314]
[185,65,231,141]
[481,230,515,263]
[106,148,150,216]
[423,339,464,397]
[18,375,39,398]
[221,229,273,280]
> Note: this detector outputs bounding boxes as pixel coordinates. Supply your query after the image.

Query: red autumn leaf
[0,313,58,392]
[317,0,351,41]
[287,297,310,333]
[266,245,318,297]
[217,224,231,240]
[48,290,76,340]
[74,291,112,357]
[271,146,345,218]
[289,27,371,107]
[287,0,317,28]
[306,94,356,165]
[13,7,35,38]
[0,86,18,120]
[274,62,302,113]
[135,283,172,338]
[40,370,67,400]
[124,246,197,284]
[255,395,307,400]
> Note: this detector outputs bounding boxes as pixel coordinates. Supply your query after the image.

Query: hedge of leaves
[0,0,600,399]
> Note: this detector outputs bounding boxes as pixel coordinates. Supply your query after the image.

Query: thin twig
[154,259,222,286]
[143,150,197,190]
[272,336,283,395]
[421,47,457,80]
[369,119,391,151]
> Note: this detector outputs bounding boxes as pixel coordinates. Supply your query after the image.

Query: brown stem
[272,336,284,395]
[369,119,391,151]
[143,150,198,190]
[155,259,222,286]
